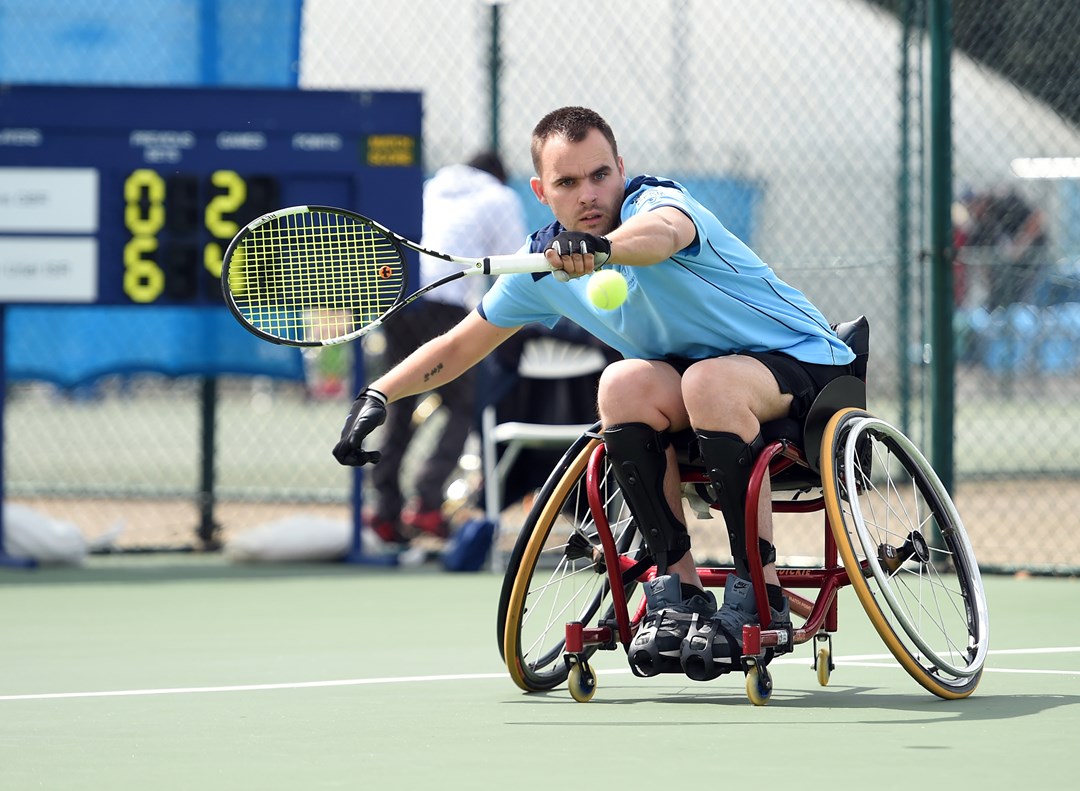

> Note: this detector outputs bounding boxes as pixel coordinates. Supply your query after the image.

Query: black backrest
[833,315,870,381]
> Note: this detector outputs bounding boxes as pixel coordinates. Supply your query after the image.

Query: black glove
[332,387,387,466]
[547,232,611,263]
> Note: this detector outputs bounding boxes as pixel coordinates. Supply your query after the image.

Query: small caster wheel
[568,661,597,702]
[745,664,773,706]
[816,646,832,687]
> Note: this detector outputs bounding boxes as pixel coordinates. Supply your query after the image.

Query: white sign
[0,168,99,232]
[0,237,98,302]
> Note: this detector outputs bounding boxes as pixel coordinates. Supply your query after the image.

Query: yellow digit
[205,170,247,240]
[123,236,165,303]
[123,169,166,235]
[204,241,224,279]
[123,169,166,302]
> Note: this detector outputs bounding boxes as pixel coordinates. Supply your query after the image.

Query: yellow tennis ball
[586,269,628,310]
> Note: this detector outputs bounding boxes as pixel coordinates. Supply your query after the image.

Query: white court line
[0,673,508,702]
[838,663,1080,676]
[2,647,1078,702]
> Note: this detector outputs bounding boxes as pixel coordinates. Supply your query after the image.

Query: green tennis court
[2,559,1077,789]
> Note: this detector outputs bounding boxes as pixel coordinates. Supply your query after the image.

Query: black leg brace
[696,430,774,580]
[603,423,691,576]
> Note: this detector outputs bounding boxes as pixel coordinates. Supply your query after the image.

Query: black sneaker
[628,574,717,677]
[681,575,792,682]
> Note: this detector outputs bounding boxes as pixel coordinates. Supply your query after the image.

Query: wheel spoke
[824,410,989,697]
[501,437,641,692]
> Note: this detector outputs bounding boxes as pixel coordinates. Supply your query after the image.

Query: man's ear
[530,176,548,205]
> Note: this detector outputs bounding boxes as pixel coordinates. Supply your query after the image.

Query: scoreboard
[0,85,422,306]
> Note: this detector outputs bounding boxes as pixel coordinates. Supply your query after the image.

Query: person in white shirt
[365,151,527,545]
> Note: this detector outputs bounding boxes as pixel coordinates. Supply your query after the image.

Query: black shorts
[660,352,852,422]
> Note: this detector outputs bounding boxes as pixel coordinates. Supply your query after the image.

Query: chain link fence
[305,0,1080,572]
[2,0,1078,571]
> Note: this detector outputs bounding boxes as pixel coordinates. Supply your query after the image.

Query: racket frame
[221,205,575,347]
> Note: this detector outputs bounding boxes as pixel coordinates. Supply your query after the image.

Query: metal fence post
[929,0,955,494]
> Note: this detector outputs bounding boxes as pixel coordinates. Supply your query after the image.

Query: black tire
[498,430,643,692]
[821,408,989,699]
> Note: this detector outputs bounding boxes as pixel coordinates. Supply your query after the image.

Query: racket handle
[482,251,610,278]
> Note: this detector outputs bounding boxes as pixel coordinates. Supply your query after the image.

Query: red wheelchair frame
[501,315,987,704]
[564,432,850,699]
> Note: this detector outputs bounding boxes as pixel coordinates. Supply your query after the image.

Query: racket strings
[227,210,406,343]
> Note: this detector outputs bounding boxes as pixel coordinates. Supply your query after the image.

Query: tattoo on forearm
[423,362,444,383]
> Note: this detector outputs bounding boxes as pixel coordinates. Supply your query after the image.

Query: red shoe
[364,511,407,545]
[401,502,449,539]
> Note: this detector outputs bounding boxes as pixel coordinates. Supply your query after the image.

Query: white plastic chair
[481,336,608,568]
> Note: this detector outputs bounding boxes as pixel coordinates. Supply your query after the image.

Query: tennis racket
[221,205,599,347]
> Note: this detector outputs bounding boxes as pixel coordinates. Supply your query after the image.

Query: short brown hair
[530,106,619,174]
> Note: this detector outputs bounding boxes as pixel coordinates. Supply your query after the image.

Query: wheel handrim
[841,416,989,679]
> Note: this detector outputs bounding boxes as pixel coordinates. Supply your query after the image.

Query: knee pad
[603,423,691,574]
[695,430,772,579]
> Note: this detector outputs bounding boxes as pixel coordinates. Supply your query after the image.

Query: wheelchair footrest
[564,622,617,654]
[742,623,795,664]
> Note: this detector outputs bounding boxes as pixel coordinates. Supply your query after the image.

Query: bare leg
[597,360,703,587]
[599,355,793,590]
[681,356,792,588]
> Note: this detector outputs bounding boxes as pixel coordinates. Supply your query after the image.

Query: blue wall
[0,0,301,86]
[0,0,306,385]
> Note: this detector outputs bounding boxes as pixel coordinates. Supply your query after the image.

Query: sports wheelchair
[496,317,990,704]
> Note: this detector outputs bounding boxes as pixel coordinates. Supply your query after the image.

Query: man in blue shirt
[335,106,854,681]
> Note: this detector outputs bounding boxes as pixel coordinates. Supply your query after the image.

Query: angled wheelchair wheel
[820,408,990,699]
[498,432,643,692]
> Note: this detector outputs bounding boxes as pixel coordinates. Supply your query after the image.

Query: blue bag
[441,518,496,572]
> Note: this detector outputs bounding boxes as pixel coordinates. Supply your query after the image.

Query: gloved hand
[547,231,612,263]
[332,387,388,466]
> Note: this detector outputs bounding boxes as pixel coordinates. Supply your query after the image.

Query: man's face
[530,128,625,234]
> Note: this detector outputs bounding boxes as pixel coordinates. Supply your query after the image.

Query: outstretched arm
[333,312,519,466]
[371,311,519,402]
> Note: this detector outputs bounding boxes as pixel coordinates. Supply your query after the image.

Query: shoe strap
[620,555,653,586]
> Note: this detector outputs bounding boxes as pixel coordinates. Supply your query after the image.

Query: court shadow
[729,685,1080,725]
[503,683,1080,726]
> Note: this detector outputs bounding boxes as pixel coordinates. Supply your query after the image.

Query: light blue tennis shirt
[479,176,854,366]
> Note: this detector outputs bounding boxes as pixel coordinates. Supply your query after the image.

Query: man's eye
[594,172,607,181]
